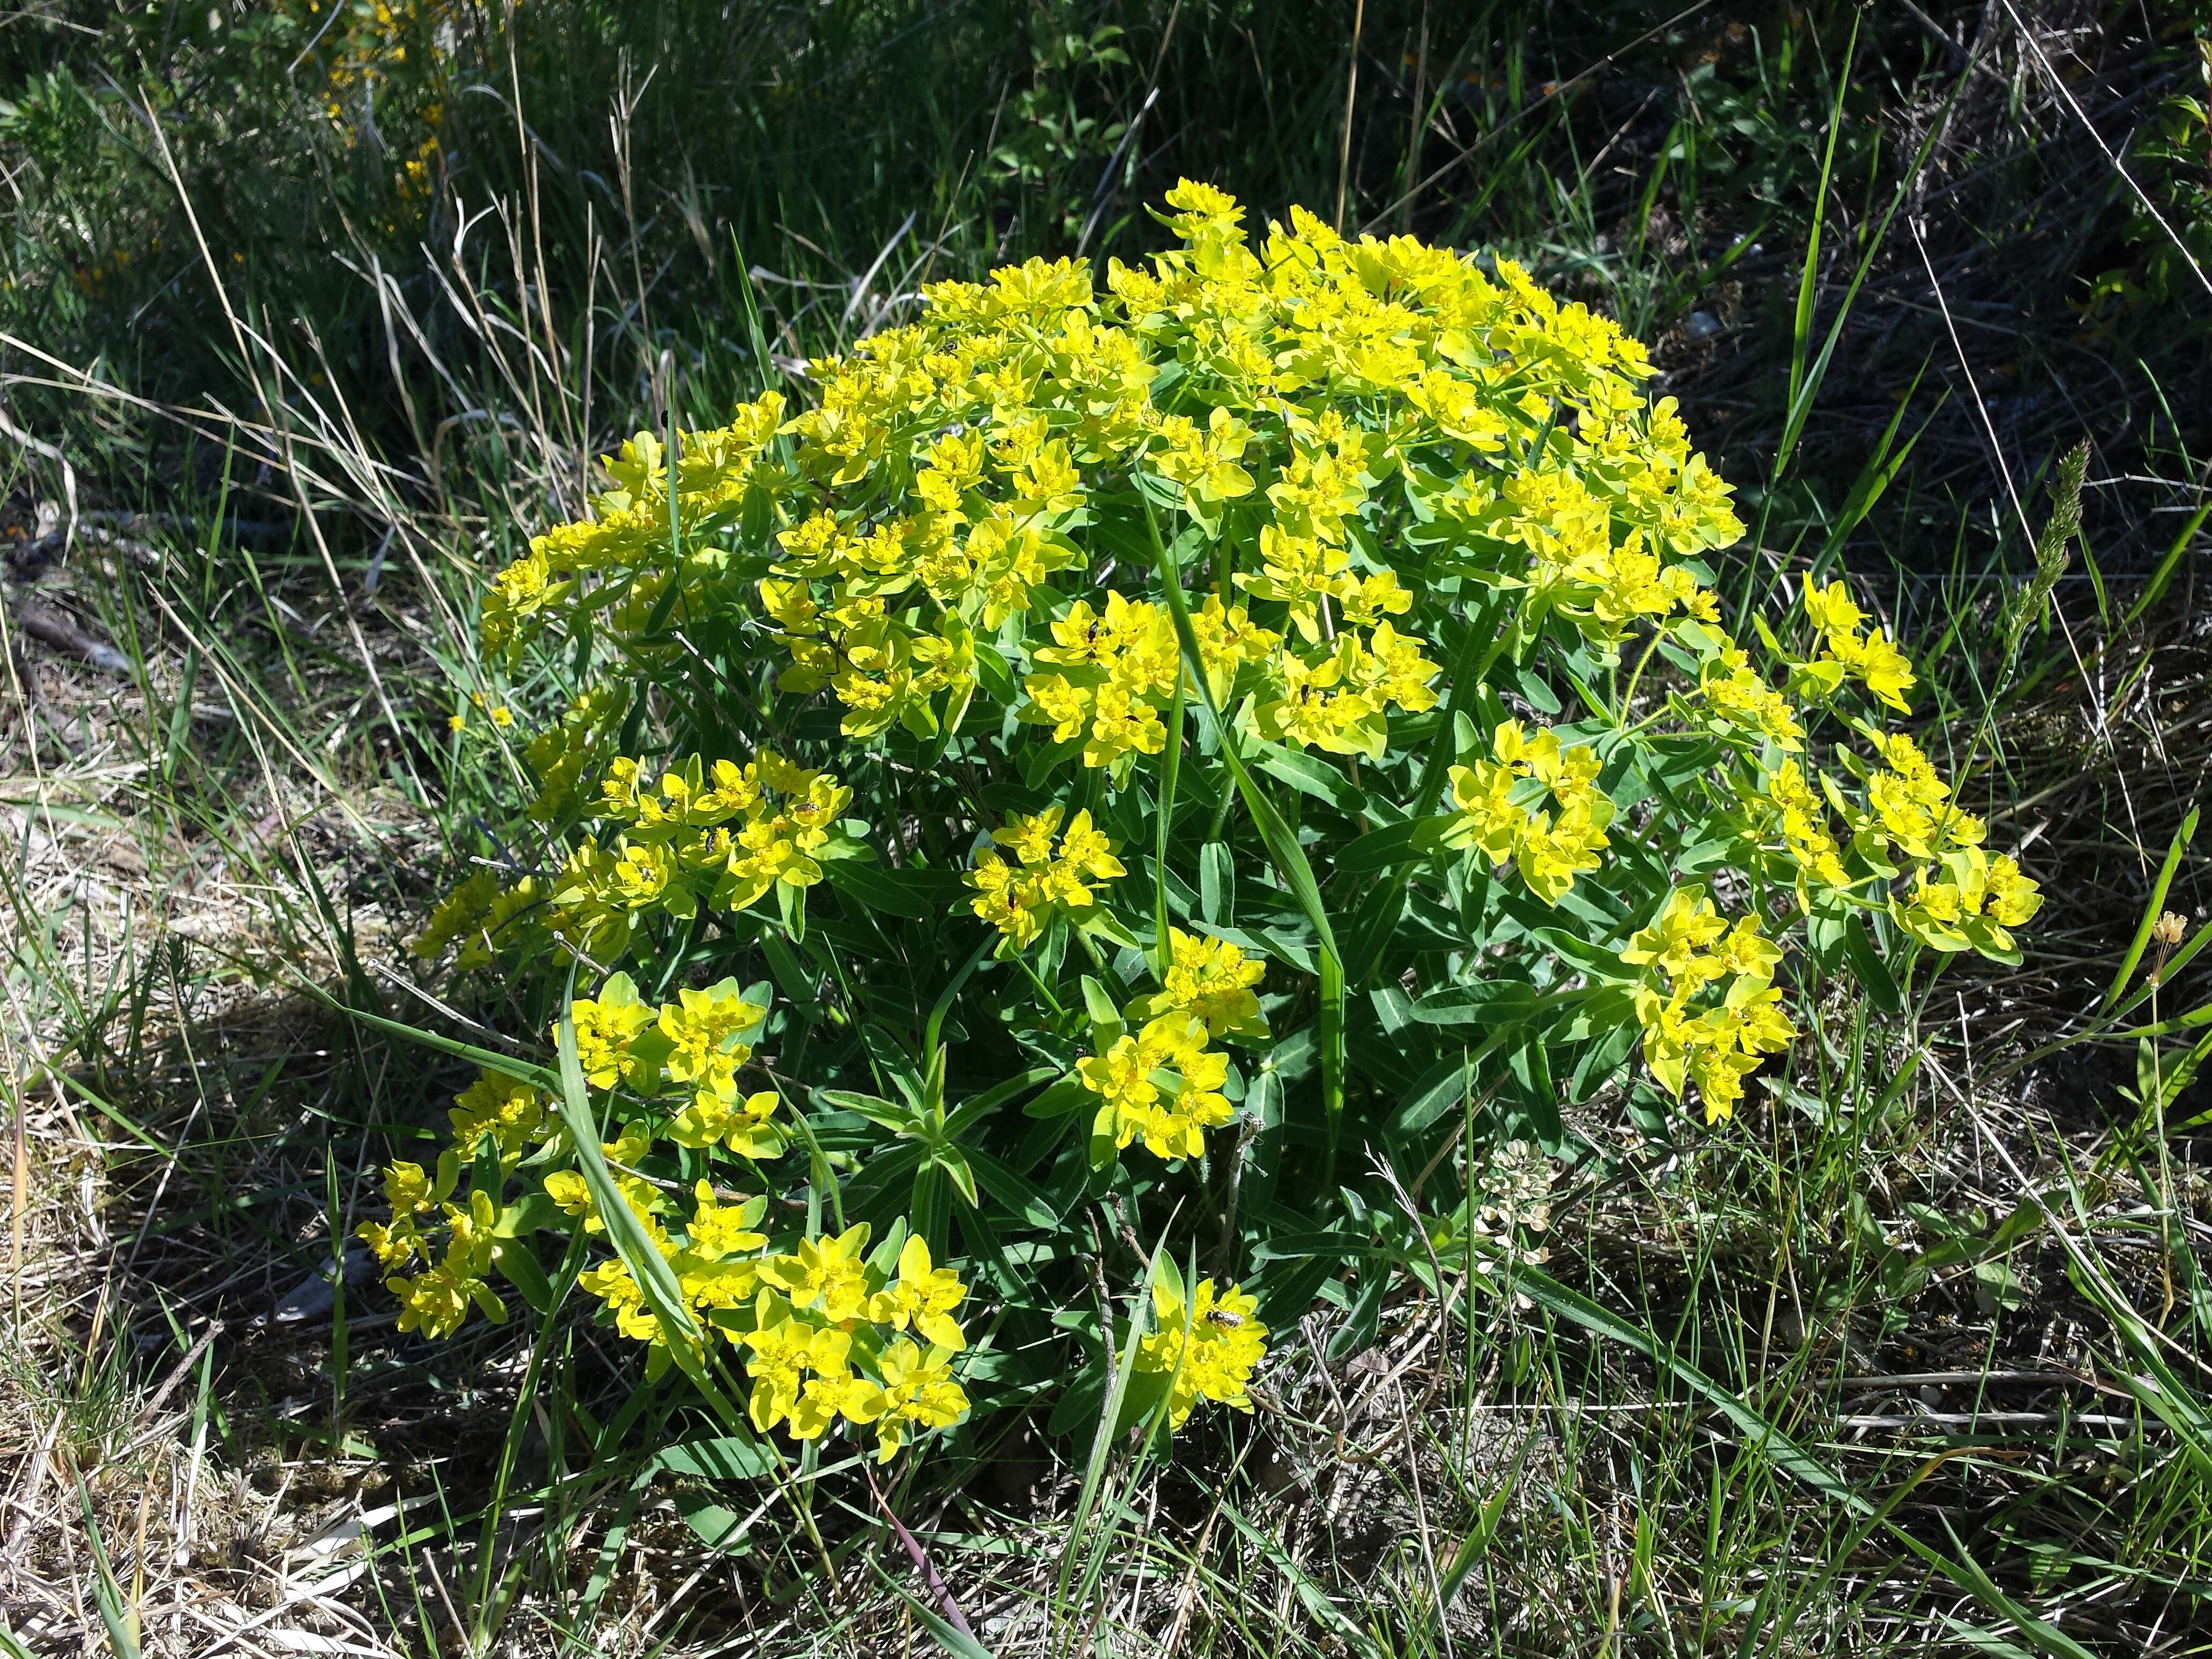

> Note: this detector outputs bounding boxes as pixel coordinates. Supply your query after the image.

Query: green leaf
[1022,1076,1092,1119]
[1387,1053,1476,1137]
[934,1146,982,1209]
[1200,840,1235,924]
[1406,981,1537,1027]
[1509,1028,1560,1144]
[824,858,969,920]
[491,1239,553,1313]
[2105,805,2199,1010]
[870,1561,999,1659]
[818,1089,921,1134]
[1254,743,1365,812]
[1334,816,1449,876]
[1842,917,1902,1015]
[1080,976,1124,1043]
[967,1149,1060,1228]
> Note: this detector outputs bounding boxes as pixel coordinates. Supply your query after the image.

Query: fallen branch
[11,597,129,675]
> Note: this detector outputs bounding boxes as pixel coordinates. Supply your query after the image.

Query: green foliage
[368,184,2047,1468]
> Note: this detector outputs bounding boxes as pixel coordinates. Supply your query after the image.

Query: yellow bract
[1131,928,1269,1042]
[967,805,1127,950]
[1139,1278,1267,1427]
[1444,719,1614,905]
[1080,1011,1235,1162]
[1625,889,1796,1124]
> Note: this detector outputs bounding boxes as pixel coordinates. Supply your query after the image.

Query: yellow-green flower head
[1138,1277,1267,1427]
[684,1181,768,1260]
[1080,1012,1235,1161]
[760,1223,873,1321]
[968,805,1126,950]
[855,1336,971,1461]
[566,975,656,1090]
[740,1292,859,1435]
[865,1235,969,1351]
[1621,887,1729,984]
[1445,721,1613,905]
[1132,927,1268,1042]
[447,1070,549,1170]
[657,983,764,1093]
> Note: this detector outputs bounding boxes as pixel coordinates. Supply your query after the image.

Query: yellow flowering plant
[375,183,2043,1462]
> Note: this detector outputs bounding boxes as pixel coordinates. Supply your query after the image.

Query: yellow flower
[1986,855,2042,928]
[668,1088,785,1161]
[683,1181,768,1261]
[968,807,1125,948]
[386,1189,506,1339]
[1139,928,1267,1041]
[994,805,1064,866]
[760,1223,873,1321]
[567,977,657,1090]
[1138,1278,1267,1427]
[1697,646,1804,751]
[1081,1013,1234,1161]
[865,1235,969,1351]
[447,1070,549,1168]
[1444,721,1612,903]
[657,983,765,1100]
[856,1337,969,1461]
[740,1294,855,1434]
[1621,888,1729,984]
[1802,580,1865,637]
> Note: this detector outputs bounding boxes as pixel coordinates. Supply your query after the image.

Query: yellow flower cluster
[474,179,1747,797]
[483,400,787,659]
[1799,581,1917,713]
[1444,720,1616,905]
[1075,932,1265,1162]
[739,1232,971,1460]
[1022,593,1281,771]
[412,867,521,972]
[1843,733,1983,864]
[376,1074,976,1460]
[1622,889,1796,1123]
[564,1200,970,1458]
[1895,848,2044,954]
[357,1156,507,1339]
[1080,1012,1233,1161]
[967,805,1127,949]
[555,975,786,1156]
[1130,927,1269,1041]
[410,748,850,975]
[1138,1278,1267,1427]
[447,1069,549,1169]
[1748,760,1852,899]
[1498,468,1721,651]
[1695,641,1806,752]
[544,1123,661,1238]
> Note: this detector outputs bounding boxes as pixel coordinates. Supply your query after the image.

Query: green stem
[1142,496,1347,1189]
[1413,592,1509,819]
[1156,662,1186,974]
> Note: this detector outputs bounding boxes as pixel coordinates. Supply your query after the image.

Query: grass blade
[2103,805,2199,1011]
